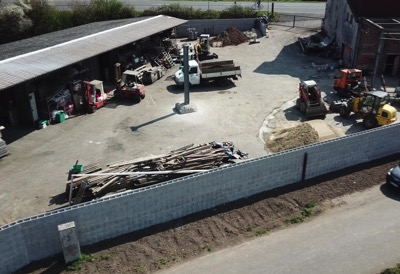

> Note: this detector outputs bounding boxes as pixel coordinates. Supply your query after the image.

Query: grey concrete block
[58,221,81,264]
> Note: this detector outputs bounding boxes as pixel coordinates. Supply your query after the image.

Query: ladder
[159,48,174,68]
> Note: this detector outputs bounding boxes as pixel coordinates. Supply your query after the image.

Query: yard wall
[175,18,258,38]
[1,124,400,274]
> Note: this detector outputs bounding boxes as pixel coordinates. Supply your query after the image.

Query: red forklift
[82,80,108,113]
[114,63,146,103]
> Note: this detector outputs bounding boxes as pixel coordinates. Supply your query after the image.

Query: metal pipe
[69,176,74,206]
[71,170,208,177]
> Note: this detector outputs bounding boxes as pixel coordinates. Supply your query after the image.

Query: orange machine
[333,68,367,97]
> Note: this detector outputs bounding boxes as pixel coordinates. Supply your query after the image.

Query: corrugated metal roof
[0,15,187,91]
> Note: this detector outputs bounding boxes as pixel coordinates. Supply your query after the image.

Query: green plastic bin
[56,111,66,123]
[71,164,83,173]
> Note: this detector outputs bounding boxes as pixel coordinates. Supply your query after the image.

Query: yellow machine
[338,91,397,129]
[194,34,218,61]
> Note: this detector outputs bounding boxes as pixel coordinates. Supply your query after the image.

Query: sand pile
[266,123,319,153]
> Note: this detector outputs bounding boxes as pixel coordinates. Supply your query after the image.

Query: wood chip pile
[66,142,248,204]
[210,27,249,47]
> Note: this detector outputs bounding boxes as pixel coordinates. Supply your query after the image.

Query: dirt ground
[20,155,398,274]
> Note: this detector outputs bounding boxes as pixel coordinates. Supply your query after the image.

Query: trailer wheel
[363,115,378,129]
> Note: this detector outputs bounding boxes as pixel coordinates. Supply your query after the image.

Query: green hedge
[0,0,272,44]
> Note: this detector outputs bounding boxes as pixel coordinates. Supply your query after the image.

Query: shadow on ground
[380,183,400,202]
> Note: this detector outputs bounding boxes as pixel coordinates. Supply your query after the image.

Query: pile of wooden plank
[66,142,247,205]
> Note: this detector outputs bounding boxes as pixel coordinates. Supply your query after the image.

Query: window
[189,67,198,74]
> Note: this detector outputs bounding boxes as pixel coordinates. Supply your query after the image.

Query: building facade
[323,0,400,84]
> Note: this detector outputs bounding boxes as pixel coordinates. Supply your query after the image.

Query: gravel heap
[266,123,319,152]
[211,27,249,46]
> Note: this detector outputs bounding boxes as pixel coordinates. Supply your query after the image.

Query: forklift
[82,80,108,113]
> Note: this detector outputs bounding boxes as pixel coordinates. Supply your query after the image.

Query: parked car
[386,164,400,188]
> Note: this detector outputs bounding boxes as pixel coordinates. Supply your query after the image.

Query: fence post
[293,16,296,28]
[301,152,308,183]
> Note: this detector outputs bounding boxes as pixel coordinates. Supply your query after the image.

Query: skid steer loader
[296,80,328,119]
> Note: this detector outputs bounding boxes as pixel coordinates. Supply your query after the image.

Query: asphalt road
[159,185,400,274]
[48,0,326,15]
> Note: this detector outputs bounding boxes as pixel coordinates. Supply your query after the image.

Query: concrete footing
[175,102,198,114]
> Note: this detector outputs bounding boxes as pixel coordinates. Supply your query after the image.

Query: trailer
[174,59,241,86]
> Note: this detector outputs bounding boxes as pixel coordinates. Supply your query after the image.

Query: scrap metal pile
[66,142,248,205]
[211,27,249,47]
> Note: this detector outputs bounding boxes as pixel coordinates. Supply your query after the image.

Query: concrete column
[183,45,190,104]
[58,221,81,263]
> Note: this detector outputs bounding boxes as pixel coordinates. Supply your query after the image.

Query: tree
[0,3,32,44]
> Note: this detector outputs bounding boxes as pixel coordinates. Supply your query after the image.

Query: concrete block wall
[175,18,256,38]
[2,123,400,274]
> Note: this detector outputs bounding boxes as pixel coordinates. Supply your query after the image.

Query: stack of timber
[66,142,247,204]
